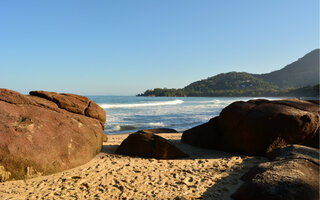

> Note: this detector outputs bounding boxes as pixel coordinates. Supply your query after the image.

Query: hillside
[184,72,276,91]
[255,49,319,88]
[182,72,279,96]
[138,72,281,97]
[138,49,320,97]
[287,84,319,97]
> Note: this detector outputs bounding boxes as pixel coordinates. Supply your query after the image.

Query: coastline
[0,133,266,199]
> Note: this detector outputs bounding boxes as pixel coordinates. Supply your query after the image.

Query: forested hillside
[138,49,320,97]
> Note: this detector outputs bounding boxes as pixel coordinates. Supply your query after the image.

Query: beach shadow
[167,139,246,160]
[100,134,267,199]
[199,157,265,200]
[100,137,258,161]
[101,144,119,154]
[100,138,248,160]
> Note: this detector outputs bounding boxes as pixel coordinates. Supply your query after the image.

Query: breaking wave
[100,99,184,109]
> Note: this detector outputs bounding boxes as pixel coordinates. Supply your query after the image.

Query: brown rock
[0,89,106,181]
[0,89,34,105]
[29,90,106,123]
[139,128,178,134]
[27,95,59,109]
[115,132,188,159]
[232,159,319,200]
[103,134,108,143]
[85,100,107,124]
[232,145,320,200]
[303,126,319,148]
[218,99,319,155]
[266,144,320,164]
[306,99,320,105]
[181,117,220,149]
[182,99,320,155]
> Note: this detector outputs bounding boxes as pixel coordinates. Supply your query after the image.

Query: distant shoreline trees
[137,72,319,97]
[137,84,319,97]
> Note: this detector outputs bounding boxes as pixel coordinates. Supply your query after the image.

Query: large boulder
[115,131,188,159]
[182,99,319,155]
[232,145,320,200]
[218,99,319,155]
[0,89,106,181]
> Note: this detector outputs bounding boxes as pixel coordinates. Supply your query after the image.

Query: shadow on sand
[101,138,245,160]
[167,139,248,160]
[169,138,266,199]
[101,144,119,154]
[198,157,262,200]
[101,137,266,199]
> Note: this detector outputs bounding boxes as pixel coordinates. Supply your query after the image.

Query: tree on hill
[138,72,280,97]
[184,72,277,92]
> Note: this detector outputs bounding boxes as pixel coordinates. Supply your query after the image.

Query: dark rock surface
[138,128,178,134]
[182,99,319,155]
[181,117,220,149]
[115,132,188,159]
[0,89,106,181]
[232,145,319,200]
[266,144,319,164]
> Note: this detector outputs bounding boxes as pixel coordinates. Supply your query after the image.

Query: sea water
[87,96,279,135]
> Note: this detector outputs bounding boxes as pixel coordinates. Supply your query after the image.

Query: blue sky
[1,0,319,95]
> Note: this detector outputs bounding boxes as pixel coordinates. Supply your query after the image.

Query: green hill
[182,72,279,96]
[255,49,319,88]
[138,49,320,97]
[138,72,281,97]
[185,72,274,91]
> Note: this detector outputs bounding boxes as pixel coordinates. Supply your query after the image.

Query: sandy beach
[0,133,266,200]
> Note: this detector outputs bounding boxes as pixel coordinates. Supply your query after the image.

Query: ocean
[87,96,280,135]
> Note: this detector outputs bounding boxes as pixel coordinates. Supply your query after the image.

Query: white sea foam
[191,99,244,105]
[112,125,121,131]
[100,99,184,109]
[110,125,137,131]
[147,122,165,127]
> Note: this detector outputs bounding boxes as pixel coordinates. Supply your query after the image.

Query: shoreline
[0,133,266,199]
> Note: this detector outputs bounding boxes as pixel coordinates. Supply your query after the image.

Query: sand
[0,133,266,200]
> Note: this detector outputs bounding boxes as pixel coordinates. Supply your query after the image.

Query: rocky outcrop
[0,89,106,181]
[232,145,319,200]
[182,99,319,155]
[115,131,188,159]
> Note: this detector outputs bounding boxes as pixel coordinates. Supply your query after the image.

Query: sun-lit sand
[0,133,266,200]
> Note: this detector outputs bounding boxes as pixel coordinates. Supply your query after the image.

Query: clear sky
[1,0,319,95]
